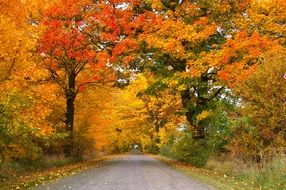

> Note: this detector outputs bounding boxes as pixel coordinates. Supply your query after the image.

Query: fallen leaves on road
[0,155,115,190]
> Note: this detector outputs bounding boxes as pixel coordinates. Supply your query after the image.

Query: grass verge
[150,154,265,190]
[0,155,115,190]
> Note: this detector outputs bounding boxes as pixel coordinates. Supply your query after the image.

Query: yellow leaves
[220,1,232,14]
[157,124,177,148]
[0,0,46,91]
[196,110,210,121]
[0,20,28,80]
[150,0,164,11]
[141,16,217,59]
[127,74,149,93]
[244,0,286,44]
[157,128,168,148]
[74,85,117,152]
[167,79,178,88]
[227,47,286,159]
[251,0,277,13]
[188,60,205,77]
[73,76,151,152]
[174,72,191,79]
[177,84,187,91]
[187,51,217,77]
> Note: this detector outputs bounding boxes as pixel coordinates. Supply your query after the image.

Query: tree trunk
[180,89,205,139]
[65,73,76,156]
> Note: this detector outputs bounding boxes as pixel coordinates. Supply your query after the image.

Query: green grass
[152,153,286,190]
[235,156,286,190]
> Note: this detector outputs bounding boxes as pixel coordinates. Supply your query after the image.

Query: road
[36,154,214,190]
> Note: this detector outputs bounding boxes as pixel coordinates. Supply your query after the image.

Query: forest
[1,0,286,189]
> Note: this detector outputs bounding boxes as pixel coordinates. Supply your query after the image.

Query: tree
[127,0,280,141]
[39,0,113,154]
[238,0,286,45]
[0,0,37,82]
[137,73,182,134]
[134,0,246,139]
[104,75,148,152]
[39,0,148,154]
[0,0,65,161]
[228,47,286,160]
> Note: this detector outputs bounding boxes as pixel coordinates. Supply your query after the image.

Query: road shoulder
[149,154,256,190]
[0,155,116,190]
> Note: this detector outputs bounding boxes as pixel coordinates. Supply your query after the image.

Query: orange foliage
[213,31,276,86]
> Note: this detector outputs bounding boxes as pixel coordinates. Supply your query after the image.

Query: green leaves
[0,93,42,161]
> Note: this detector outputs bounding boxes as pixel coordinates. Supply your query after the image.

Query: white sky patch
[115,3,129,10]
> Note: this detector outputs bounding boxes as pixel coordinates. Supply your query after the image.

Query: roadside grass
[0,154,114,190]
[235,156,286,190]
[3,153,285,190]
[151,154,286,190]
[150,154,251,190]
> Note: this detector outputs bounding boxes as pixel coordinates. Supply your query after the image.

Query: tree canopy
[0,0,285,169]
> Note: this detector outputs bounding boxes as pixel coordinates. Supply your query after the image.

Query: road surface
[36,154,214,190]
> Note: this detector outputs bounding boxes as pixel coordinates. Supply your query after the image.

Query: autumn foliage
[1,1,286,187]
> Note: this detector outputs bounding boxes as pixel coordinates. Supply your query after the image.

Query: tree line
[0,0,285,171]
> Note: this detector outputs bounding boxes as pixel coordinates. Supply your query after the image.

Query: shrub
[229,49,286,160]
[159,143,174,158]
[0,100,43,161]
[141,135,159,154]
[171,132,211,167]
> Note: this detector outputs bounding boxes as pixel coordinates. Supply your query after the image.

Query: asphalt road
[36,154,214,190]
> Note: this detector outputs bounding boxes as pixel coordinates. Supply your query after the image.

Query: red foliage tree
[39,0,146,155]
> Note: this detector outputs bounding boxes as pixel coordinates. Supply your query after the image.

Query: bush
[162,132,210,167]
[0,98,43,161]
[229,49,286,160]
[141,135,159,154]
[159,143,173,158]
